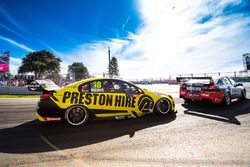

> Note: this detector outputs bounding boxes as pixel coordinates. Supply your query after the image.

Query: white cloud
[55,39,129,77]
[58,0,250,79]
[0,36,34,52]
[0,23,23,38]
[118,0,249,79]
[9,57,22,75]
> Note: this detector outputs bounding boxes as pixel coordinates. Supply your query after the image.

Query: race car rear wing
[176,77,213,83]
[28,80,59,92]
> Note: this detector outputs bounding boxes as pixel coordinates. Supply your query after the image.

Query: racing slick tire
[240,89,246,100]
[223,92,231,106]
[65,105,89,126]
[155,98,172,115]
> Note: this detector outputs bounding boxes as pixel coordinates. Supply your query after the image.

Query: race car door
[112,80,147,117]
[223,77,240,99]
[85,79,142,118]
[228,77,242,98]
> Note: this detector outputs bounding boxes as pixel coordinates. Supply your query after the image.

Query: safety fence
[129,71,250,84]
[0,71,249,95]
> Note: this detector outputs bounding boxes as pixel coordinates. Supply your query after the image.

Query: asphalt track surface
[0,89,249,166]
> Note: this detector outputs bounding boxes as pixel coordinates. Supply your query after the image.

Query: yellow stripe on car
[35,111,45,121]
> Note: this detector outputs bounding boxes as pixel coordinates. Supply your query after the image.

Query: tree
[68,62,90,81]
[18,50,61,79]
[109,56,119,78]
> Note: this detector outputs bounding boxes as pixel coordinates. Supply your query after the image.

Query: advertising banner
[0,51,9,72]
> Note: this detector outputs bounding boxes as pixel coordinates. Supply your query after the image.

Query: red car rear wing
[176,77,213,83]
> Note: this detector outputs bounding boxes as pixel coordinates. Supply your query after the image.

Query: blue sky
[0,0,250,79]
[0,0,140,59]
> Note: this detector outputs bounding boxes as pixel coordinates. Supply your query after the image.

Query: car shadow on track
[182,99,250,125]
[0,113,176,154]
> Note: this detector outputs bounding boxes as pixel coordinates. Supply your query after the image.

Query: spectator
[0,80,4,86]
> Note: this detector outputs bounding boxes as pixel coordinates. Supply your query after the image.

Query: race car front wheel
[65,105,89,126]
[155,98,172,115]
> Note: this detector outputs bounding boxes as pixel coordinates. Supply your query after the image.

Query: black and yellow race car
[29,78,175,126]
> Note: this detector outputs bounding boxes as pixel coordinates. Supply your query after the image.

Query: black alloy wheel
[65,105,89,126]
[156,98,171,115]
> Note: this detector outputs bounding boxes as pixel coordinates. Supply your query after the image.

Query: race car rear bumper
[180,91,224,104]
[35,111,62,122]
[35,98,64,122]
[35,111,45,122]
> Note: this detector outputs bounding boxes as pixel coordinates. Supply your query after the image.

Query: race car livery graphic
[29,78,175,126]
[178,77,246,105]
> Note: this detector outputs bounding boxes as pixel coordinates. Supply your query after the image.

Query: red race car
[178,77,246,105]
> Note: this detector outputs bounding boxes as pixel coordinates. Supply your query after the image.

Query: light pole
[108,47,111,78]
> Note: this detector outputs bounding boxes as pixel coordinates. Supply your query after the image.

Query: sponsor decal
[62,92,136,108]
[138,95,154,113]
[45,117,62,121]
[201,93,210,97]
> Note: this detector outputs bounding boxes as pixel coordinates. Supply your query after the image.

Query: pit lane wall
[0,86,41,95]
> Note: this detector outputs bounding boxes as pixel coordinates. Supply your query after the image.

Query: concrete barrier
[0,86,41,95]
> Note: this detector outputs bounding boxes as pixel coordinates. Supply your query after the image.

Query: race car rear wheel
[155,98,172,115]
[65,105,89,126]
[223,92,231,106]
[240,89,246,100]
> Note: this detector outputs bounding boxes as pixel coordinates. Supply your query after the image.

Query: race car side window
[223,78,231,85]
[119,81,143,94]
[228,78,236,86]
[78,83,90,92]
[86,80,143,94]
[102,80,116,93]
[88,80,116,93]
[89,80,105,92]
[216,79,224,86]
[111,80,123,93]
